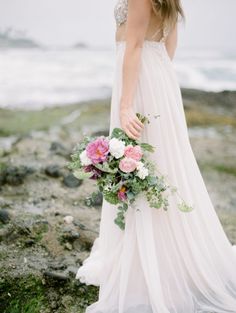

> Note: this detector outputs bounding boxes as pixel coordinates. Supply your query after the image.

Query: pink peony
[86,137,109,164]
[124,145,143,161]
[119,157,137,173]
[118,186,127,202]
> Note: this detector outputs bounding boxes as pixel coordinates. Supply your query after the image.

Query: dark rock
[45,164,61,178]
[0,165,35,186]
[50,141,69,157]
[62,227,80,242]
[0,209,11,224]
[24,238,35,246]
[43,271,69,282]
[48,262,67,271]
[63,173,82,188]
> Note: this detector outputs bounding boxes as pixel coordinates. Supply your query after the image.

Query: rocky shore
[0,89,236,312]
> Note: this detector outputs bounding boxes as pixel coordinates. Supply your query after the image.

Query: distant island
[73,41,89,49]
[0,28,41,49]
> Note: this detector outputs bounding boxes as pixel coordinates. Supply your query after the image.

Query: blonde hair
[151,0,185,31]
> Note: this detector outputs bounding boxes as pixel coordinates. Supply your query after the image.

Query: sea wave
[0,46,235,110]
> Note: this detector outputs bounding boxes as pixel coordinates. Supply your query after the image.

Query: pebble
[64,242,73,251]
[45,165,61,178]
[50,141,68,157]
[0,209,11,224]
[63,173,82,188]
[63,215,74,224]
[43,271,69,281]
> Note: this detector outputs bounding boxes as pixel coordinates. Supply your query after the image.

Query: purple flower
[86,137,109,164]
[117,186,127,202]
[84,164,102,180]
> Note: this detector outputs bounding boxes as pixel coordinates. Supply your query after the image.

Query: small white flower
[136,166,149,179]
[136,161,144,170]
[109,138,125,159]
[80,150,92,166]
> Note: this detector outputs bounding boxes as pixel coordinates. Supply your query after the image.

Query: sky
[0,0,236,50]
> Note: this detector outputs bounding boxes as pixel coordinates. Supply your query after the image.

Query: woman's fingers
[125,123,141,140]
[120,109,145,140]
[134,116,144,128]
[125,128,137,140]
[131,120,143,132]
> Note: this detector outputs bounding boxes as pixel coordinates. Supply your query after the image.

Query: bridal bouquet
[68,113,193,230]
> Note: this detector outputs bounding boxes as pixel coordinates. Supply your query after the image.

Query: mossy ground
[0,99,110,137]
[0,275,99,313]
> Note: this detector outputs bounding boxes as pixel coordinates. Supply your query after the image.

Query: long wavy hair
[151,0,185,31]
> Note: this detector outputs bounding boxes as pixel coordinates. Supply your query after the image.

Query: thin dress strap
[150,23,169,42]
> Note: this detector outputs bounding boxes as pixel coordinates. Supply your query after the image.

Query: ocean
[0,45,236,110]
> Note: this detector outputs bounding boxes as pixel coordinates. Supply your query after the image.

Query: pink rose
[119,157,137,173]
[124,145,143,161]
[86,137,109,164]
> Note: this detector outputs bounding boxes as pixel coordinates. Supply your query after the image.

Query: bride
[76,0,236,312]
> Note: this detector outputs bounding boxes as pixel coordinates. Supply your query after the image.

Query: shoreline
[0,88,236,138]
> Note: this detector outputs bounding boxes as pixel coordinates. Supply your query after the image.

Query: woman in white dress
[76,0,236,312]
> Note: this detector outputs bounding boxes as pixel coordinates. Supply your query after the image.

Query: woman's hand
[120,106,144,140]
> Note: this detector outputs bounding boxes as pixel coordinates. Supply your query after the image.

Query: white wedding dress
[76,1,236,312]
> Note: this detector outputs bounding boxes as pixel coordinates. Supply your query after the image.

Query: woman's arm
[119,0,152,140]
[165,22,178,60]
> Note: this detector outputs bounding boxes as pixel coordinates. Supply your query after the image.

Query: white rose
[136,166,149,179]
[109,138,125,159]
[79,150,92,166]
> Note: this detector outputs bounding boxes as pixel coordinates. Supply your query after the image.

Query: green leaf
[104,192,119,205]
[73,170,93,179]
[94,162,118,174]
[136,113,150,124]
[127,191,135,200]
[140,143,155,153]
[111,128,126,139]
[178,202,194,212]
[147,176,158,186]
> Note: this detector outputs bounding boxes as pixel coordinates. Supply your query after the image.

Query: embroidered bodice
[114,0,128,27]
[114,0,169,42]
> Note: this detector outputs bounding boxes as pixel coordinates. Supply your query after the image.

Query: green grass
[199,162,236,177]
[0,274,99,313]
[185,108,236,127]
[4,297,45,313]
[0,275,46,313]
[212,164,236,176]
[0,99,110,137]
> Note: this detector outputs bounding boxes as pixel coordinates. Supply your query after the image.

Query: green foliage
[114,203,128,230]
[140,143,155,153]
[178,202,194,212]
[104,191,119,205]
[73,169,93,179]
[94,162,118,174]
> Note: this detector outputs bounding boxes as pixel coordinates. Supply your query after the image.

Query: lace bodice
[114,0,128,27]
[114,0,169,41]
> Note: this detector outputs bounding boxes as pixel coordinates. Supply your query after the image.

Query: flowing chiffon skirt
[76,40,236,313]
